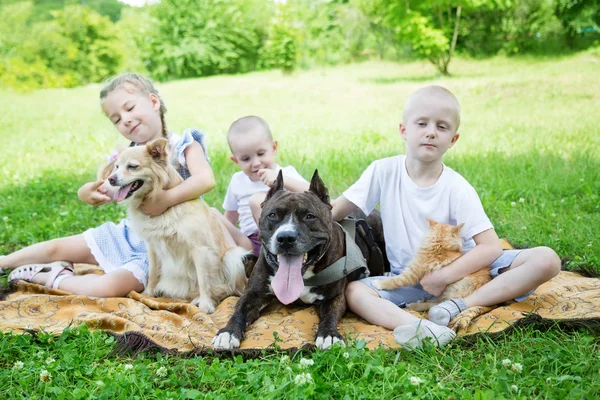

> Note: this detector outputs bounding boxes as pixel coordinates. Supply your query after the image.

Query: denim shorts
[361,249,532,305]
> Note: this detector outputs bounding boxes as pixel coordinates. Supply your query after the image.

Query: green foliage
[142,0,271,80]
[259,4,298,73]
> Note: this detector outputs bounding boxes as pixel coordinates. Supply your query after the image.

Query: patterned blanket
[1,264,599,354]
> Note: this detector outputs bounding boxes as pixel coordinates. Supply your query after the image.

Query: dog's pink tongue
[272,254,304,305]
[113,183,133,202]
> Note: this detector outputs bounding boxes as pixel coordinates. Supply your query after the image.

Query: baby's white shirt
[223,165,307,236]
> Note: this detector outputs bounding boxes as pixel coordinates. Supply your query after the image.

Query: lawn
[0,53,599,398]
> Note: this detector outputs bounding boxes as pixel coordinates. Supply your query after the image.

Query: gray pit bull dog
[212,170,387,350]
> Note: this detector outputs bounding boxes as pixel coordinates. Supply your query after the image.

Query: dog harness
[302,219,369,286]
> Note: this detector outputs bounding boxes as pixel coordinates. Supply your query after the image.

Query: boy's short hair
[402,85,461,129]
[227,116,273,150]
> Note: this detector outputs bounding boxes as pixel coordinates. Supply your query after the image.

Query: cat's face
[425,219,464,251]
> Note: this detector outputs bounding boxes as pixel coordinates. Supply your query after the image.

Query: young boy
[223,116,310,256]
[331,86,561,349]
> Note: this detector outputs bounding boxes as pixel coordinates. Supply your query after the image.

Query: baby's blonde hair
[100,73,168,139]
[227,115,273,151]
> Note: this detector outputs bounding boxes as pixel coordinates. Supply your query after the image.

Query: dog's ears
[264,170,285,203]
[146,138,168,163]
[309,169,331,206]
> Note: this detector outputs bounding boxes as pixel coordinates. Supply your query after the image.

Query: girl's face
[102,83,163,144]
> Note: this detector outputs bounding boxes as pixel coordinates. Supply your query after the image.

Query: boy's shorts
[361,249,533,306]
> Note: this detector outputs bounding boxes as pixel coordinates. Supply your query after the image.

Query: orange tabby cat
[373,218,491,311]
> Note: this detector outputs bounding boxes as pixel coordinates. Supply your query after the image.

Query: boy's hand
[420,269,449,297]
[141,190,171,216]
[258,168,278,187]
[78,180,112,206]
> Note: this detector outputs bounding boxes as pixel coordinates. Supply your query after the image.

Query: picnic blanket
[1,262,599,354]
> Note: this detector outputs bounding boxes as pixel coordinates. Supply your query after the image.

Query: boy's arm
[331,195,359,222]
[142,141,215,215]
[420,228,503,297]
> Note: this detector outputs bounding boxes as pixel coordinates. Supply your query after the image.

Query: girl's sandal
[8,261,74,289]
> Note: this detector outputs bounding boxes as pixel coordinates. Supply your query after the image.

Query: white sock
[393,319,456,350]
[52,274,69,290]
[428,298,467,326]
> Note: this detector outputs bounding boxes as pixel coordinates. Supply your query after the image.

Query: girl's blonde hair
[100,73,168,139]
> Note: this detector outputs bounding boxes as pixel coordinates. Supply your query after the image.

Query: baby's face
[230,131,277,181]
[401,95,460,163]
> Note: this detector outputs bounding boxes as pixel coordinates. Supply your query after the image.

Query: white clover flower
[560,199,565,203]
[124,364,134,370]
[299,358,314,369]
[511,202,516,207]
[410,376,425,386]
[511,363,523,373]
[546,377,552,383]
[45,357,55,364]
[156,366,168,377]
[2,216,8,222]
[521,226,527,230]
[294,372,313,385]
[40,370,52,382]
[588,243,592,247]
[280,355,289,363]
[551,213,557,217]
[13,361,24,370]
[343,352,350,359]
[501,359,512,367]
[510,384,519,392]
[519,198,525,203]
[96,380,105,387]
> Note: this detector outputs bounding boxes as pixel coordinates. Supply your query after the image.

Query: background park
[0,0,599,398]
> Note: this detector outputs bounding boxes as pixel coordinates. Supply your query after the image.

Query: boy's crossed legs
[346,278,456,350]
[428,246,561,326]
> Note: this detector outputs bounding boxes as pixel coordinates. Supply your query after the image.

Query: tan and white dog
[105,138,248,313]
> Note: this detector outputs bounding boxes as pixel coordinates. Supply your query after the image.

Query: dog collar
[302,218,368,286]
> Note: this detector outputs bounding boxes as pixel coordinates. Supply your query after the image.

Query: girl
[1,73,251,297]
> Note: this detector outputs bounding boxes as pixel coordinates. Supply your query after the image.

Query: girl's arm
[142,141,215,215]
[420,228,504,296]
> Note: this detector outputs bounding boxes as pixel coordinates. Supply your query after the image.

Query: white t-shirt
[223,165,307,236]
[343,155,493,275]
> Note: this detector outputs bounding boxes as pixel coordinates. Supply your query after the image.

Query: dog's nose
[108,175,118,186]
[276,230,297,249]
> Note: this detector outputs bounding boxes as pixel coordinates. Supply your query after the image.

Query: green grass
[1,53,600,398]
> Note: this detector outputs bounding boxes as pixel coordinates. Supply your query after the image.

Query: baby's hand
[141,190,171,216]
[78,180,112,206]
[258,168,278,187]
[420,269,449,297]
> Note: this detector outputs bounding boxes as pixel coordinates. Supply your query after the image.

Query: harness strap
[302,219,368,286]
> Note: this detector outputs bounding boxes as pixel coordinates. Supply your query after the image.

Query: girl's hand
[258,168,278,187]
[78,180,112,206]
[420,269,449,297]
[141,190,172,216]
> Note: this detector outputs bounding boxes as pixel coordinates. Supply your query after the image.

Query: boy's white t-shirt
[343,155,493,276]
[223,164,307,236]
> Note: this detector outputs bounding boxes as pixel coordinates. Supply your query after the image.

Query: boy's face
[400,95,460,164]
[102,83,163,145]
[230,130,278,182]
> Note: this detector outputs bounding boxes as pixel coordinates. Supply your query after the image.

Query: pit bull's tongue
[113,183,133,202]
[271,254,304,305]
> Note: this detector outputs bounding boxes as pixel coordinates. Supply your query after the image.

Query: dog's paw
[315,335,345,350]
[192,296,216,314]
[142,287,156,297]
[211,331,240,350]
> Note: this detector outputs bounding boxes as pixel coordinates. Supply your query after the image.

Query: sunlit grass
[0,53,599,398]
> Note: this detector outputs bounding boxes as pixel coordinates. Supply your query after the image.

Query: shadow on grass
[1,150,599,273]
